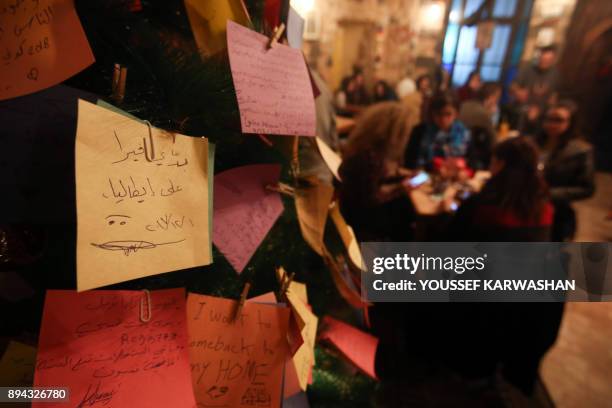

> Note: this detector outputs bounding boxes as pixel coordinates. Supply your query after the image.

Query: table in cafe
[408,171,491,240]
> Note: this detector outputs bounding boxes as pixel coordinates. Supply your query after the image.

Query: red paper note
[0,0,95,101]
[319,316,378,380]
[33,289,196,408]
[227,20,316,136]
[187,293,290,408]
[213,164,284,273]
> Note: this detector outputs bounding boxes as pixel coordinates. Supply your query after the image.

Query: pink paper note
[319,316,379,380]
[213,164,284,273]
[227,20,316,136]
[33,289,196,408]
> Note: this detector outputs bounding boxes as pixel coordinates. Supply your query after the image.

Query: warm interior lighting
[291,0,315,17]
[421,1,445,30]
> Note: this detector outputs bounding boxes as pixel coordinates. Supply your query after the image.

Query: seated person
[405,91,470,171]
[448,137,553,240]
[459,82,502,170]
[535,100,595,241]
[446,137,561,400]
[338,101,418,242]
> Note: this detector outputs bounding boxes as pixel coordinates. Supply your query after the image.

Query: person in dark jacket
[373,80,398,103]
[536,100,595,241]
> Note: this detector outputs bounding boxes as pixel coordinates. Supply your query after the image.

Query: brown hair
[343,101,419,164]
[483,137,549,221]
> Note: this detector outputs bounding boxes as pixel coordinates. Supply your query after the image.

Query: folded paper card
[213,164,283,274]
[282,277,318,394]
[0,341,36,387]
[287,7,305,49]
[319,316,378,380]
[33,289,196,407]
[184,0,250,56]
[315,137,342,181]
[187,293,290,408]
[75,100,211,290]
[295,184,334,256]
[227,20,316,136]
[0,0,94,100]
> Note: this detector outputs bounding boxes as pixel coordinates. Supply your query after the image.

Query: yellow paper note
[184,0,250,56]
[329,202,365,270]
[0,0,95,101]
[315,137,342,181]
[75,100,211,291]
[0,341,36,386]
[276,268,318,394]
[295,184,334,256]
[187,293,290,408]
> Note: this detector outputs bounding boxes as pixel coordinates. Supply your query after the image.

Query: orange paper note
[319,316,378,380]
[227,20,316,136]
[0,0,95,101]
[33,289,196,408]
[187,293,290,408]
[75,100,211,290]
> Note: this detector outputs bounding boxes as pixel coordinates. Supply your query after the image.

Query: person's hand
[396,167,414,178]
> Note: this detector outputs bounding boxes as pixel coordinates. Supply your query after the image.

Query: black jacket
[543,139,595,203]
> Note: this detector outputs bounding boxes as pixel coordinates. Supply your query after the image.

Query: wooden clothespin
[276,267,295,302]
[266,182,295,197]
[111,63,128,104]
[266,23,285,50]
[139,289,152,322]
[232,282,251,322]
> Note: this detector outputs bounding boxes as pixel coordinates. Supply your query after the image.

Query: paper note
[295,184,334,256]
[0,0,94,100]
[285,284,317,393]
[315,138,342,181]
[213,164,284,274]
[0,341,36,386]
[96,99,216,255]
[287,7,305,49]
[184,0,250,56]
[319,316,378,380]
[227,20,316,136]
[75,100,211,290]
[187,293,290,408]
[33,289,196,408]
[329,203,364,270]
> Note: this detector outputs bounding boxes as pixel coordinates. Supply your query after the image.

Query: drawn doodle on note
[90,239,186,256]
[106,214,130,226]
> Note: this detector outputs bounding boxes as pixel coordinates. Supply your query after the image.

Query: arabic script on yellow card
[75,100,211,291]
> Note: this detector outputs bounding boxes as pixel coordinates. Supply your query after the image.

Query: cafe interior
[294,0,612,406]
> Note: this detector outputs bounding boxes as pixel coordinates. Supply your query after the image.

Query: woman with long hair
[446,138,561,401]
[339,101,418,241]
[450,137,553,240]
[536,99,595,241]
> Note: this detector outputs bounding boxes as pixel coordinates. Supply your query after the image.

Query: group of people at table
[328,47,595,400]
[338,65,594,244]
